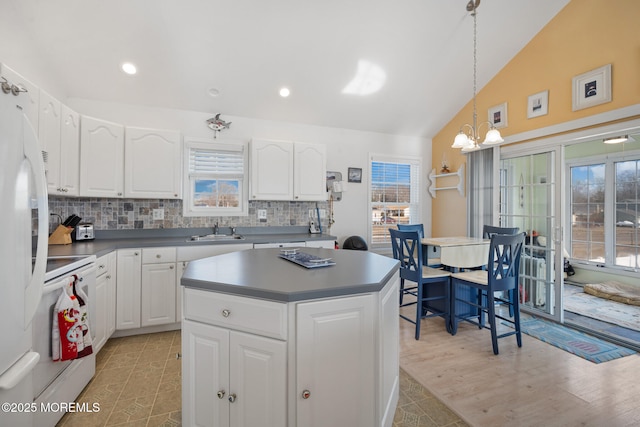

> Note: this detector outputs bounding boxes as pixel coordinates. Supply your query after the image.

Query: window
[568,154,640,270]
[369,156,420,247]
[183,139,248,217]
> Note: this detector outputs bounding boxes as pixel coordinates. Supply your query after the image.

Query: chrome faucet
[230,226,236,236]
[213,222,219,235]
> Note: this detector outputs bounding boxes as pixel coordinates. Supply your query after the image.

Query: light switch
[153,208,164,220]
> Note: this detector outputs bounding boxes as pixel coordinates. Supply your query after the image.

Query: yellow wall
[431,0,640,237]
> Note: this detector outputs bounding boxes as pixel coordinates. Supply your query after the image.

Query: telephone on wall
[326,171,343,201]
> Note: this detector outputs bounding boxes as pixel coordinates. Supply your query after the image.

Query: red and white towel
[52,276,93,361]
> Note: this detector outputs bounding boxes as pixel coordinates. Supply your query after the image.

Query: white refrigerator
[0,79,49,426]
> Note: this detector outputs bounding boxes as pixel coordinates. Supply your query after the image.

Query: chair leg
[513,293,522,348]
[477,289,484,329]
[399,278,405,305]
[415,283,423,340]
[487,292,499,355]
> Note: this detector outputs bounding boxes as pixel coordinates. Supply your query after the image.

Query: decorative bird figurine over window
[206,113,232,138]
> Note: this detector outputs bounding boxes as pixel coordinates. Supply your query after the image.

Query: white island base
[182,269,399,427]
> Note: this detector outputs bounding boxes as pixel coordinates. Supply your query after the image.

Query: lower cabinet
[94,251,116,352]
[182,275,399,427]
[182,320,286,427]
[116,247,177,330]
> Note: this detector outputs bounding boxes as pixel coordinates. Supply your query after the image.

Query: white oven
[32,255,96,427]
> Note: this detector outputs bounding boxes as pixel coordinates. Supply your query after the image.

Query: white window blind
[189,145,244,177]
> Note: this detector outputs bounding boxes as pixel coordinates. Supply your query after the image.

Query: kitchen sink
[187,234,245,242]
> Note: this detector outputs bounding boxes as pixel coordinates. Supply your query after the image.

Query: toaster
[75,223,95,240]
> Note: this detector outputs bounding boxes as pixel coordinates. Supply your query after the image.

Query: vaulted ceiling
[5,0,569,138]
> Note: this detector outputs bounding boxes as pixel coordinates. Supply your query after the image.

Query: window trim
[182,137,248,217]
[368,154,421,250]
[565,149,640,272]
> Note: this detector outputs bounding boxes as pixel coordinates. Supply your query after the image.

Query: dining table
[420,236,491,333]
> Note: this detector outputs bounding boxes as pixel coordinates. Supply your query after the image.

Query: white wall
[68,99,433,244]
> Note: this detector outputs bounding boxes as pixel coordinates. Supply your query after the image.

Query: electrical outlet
[153,208,164,220]
[258,209,267,222]
[319,209,326,219]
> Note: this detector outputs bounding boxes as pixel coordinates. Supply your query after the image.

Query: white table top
[421,236,489,269]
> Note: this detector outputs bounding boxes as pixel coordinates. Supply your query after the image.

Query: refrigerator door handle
[22,112,49,325]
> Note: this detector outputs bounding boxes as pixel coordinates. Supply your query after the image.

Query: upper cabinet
[250,139,326,201]
[293,142,326,201]
[250,139,294,200]
[124,127,182,199]
[39,90,80,196]
[0,64,40,130]
[80,116,125,198]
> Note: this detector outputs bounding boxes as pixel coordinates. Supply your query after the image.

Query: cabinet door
[182,320,230,427]
[59,105,80,196]
[250,139,293,200]
[116,249,142,329]
[39,91,62,193]
[141,262,176,327]
[124,127,182,199]
[93,271,108,353]
[296,294,376,427]
[294,142,327,201]
[0,64,40,129]
[79,115,124,197]
[229,331,286,427]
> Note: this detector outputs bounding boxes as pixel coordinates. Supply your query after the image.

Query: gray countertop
[181,247,399,302]
[45,226,337,258]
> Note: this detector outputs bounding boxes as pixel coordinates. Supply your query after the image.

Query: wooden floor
[399,306,640,427]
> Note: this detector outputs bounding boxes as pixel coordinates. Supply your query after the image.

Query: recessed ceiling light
[208,88,220,97]
[121,62,137,75]
[279,87,290,97]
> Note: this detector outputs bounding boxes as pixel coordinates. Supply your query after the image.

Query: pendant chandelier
[452,0,504,152]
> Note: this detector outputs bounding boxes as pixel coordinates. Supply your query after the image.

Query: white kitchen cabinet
[0,63,40,129]
[141,249,177,327]
[253,242,303,249]
[304,240,335,249]
[80,115,125,198]
[41,91,80,196]
[183,275,399,427]
[125,127,182,199]
[293,142,326,201]
[116,249,142,329]
[296,294,376,427]
[176,244,252,321]
[94,251,116,352]
[250,139,294,200]
[182,313,286,427]
[38,91,61,184]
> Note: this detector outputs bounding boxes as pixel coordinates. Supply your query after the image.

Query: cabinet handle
[222,309,231,318]
[217,390,225,399]
[228,393,237,403]
[302,390,311,399]
[169,265,174,269]
[106,275,111,279]
[156,254,161,258]
[134,252,139,256]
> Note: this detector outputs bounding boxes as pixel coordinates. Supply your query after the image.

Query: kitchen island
[181,247,400,427]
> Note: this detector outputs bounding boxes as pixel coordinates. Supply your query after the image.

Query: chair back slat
[482,225,519,238]
[389,229,423,282]
[397,223,425,238]
[487,232,525,292]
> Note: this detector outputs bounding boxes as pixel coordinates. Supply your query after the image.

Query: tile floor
[58,330,465,427]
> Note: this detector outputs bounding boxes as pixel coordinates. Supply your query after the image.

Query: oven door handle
[43,265,97,294]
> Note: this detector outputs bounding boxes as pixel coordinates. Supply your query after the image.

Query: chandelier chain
[472,5,478,142]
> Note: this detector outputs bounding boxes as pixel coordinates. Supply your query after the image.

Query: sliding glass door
[499,148,564,322]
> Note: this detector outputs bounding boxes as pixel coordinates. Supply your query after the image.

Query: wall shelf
[428,164,464,198]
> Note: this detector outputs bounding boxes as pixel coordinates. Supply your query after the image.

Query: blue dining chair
[483,225,520,315]
[389,229,451,339]
[397,224,441,267]
[450,232,526,354]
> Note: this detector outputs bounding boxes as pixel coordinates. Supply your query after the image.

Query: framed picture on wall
[527,90,549,118]
[572,64,612,111]
[487,102,508,129]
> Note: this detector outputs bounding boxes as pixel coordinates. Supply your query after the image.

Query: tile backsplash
[47,197,328,233]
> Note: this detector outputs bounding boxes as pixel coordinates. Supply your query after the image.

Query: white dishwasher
[253,242,305,249]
